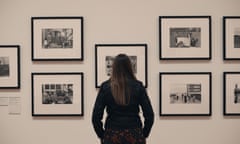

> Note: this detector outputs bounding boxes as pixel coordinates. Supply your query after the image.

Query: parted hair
[110,54,137,105]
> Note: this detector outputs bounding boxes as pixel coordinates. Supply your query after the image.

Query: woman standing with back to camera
[92,54,154,144]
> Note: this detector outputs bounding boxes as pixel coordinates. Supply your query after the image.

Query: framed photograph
[32,73,84,116]
[159,72,212,116]
[0,45,20,89]
[31,17,84,61]
[95,44,148,88]
[159,16,211,60]
[223,72,240,115]
[223,16,240,60]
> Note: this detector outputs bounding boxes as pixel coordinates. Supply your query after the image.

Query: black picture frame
[159,16,212,60]
[31,16,84,61]
[32,72,84,116]
[0,45,20,89]
[159,72,212,116]
[95,44,148,88]
[223,72,240,115]
[223,16,240,60]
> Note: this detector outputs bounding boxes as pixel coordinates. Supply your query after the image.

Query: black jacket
[92,80,154,139]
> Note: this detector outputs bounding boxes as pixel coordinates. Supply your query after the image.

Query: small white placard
[0,97,9,106]
[9,97,21,115]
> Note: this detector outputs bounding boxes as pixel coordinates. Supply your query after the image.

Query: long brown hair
[110,54,136,105]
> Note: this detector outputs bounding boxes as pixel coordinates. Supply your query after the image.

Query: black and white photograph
[95,44,147,88]
[223,16,240,60]
[42,83,73,104]
[169,83,201,104]
[0,45,20,89]
[223,72,240,115]
[32,17,83,61]
[42,28,73,49]
[105,55,137,76]
[32,73,84,116]
[233,83,240,104]
[0,57,10,77]
[234,28,240,48]
[170,27,201,48]
[159,16,211,60]
[159,72,211,116]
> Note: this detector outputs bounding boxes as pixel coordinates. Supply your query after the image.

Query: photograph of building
[170,83,201,104]
[170,27,201,48]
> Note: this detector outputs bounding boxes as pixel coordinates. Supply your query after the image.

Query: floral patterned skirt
[102,128,146,144]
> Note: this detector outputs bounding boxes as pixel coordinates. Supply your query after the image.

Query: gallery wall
[0,0,240,144]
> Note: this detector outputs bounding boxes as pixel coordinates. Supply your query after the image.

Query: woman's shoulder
[129,79,144,87]
[100,79,144,88]
[100,80,111,89]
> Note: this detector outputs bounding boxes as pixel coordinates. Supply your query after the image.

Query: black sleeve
[139,84,154,138]
[92,85,106,139]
